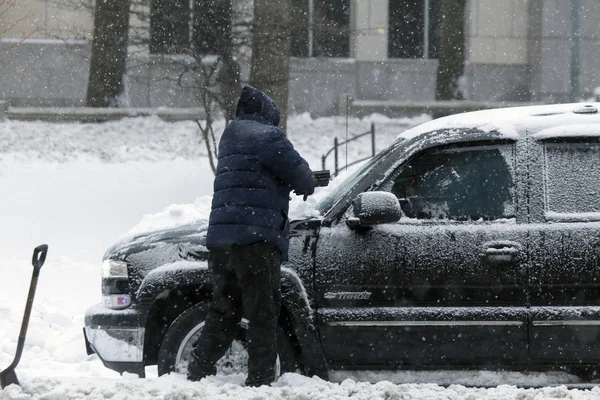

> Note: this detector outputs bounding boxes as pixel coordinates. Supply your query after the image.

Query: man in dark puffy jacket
[187,86,317,387]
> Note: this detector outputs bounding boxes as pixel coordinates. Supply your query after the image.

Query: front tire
[157,302,297,377]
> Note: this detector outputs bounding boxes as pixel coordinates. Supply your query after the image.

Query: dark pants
[189,241,282,387]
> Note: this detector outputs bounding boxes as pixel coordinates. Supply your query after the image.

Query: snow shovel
[0,244,48,389]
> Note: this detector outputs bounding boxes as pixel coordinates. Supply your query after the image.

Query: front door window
[391,144,515,221]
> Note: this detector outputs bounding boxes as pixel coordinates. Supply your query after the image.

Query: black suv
[84,103,600,379]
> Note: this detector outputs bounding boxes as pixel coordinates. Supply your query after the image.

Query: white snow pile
[1,112,599,399]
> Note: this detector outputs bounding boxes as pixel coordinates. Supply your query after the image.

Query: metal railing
[321,123,375,176]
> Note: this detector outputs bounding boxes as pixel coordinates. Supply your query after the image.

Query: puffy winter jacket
[206,86,316,257]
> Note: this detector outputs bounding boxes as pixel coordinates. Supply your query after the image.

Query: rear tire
[157,302,297,377]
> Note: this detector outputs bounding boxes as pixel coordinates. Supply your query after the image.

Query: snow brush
[0,244,48,389]
[313,170,331,187]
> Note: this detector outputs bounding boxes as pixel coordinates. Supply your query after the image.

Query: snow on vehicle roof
[534,123,600,140]
[398,102,600,141]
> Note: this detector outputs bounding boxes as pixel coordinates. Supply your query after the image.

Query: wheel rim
[174,318,280,377]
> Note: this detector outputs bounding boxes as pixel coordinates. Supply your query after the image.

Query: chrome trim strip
[532,320,600,327]
[326,321,523,327]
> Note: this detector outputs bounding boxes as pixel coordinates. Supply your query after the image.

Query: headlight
[102,260,129,279]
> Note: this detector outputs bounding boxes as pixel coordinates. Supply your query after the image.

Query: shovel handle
[1,244,49,384]
[32,244,48,271]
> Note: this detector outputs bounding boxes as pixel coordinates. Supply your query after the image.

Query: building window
[388,0,439,59]
[150,0,230,55]
[291,0,350,58]
[150,0,189,54]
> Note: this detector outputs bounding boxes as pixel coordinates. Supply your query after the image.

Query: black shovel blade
[0,367,19,389]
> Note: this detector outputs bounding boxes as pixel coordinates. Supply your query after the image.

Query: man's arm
[257,129,316,196]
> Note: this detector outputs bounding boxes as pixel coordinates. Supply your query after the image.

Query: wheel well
[143,284,303,368]
[143,284,211,365]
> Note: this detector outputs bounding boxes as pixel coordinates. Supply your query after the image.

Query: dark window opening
[313,0,350,57]
[150,0,189,54]
[388,0,439,59]
[192,1,231,55]
[291,0,350,57]
[150,0,231,55]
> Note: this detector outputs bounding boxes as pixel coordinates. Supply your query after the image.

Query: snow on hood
[121,173,354,240]
[122,196,213,239]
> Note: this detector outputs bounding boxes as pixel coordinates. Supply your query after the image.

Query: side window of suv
[544,140,600,214]
[390,144,516,221]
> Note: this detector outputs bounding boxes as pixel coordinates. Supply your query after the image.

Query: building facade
[0,0,598,116]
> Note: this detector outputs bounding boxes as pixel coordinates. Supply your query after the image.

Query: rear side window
[544,142,600,214]
[391,144,515,221]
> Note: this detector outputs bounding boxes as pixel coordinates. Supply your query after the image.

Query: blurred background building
[0,0,598,116]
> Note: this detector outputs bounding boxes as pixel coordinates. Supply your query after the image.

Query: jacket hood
[235,85,281,126]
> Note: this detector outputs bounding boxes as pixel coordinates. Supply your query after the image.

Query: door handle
[482,241,522,263]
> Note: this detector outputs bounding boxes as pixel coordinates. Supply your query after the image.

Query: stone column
[352,0,388,61]
[527,0,544,101]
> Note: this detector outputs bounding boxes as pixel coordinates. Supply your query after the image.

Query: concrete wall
[466,0,529,65]
[466,0,599,102]
[1,0,599,114]
[288,58,356,116]
[1,0,92,39]
[465,64,531,102]
[579,0,600,98]
[127,57,437,116]
[528,0,600,102]
[290,58,438,116]
[0,39,90,107]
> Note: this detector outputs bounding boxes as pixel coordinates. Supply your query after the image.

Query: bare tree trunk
[208,0,241,120]
[86,0,131,107]
[217,56,241,120]
[435,0,466,102]
[249,0,291,132]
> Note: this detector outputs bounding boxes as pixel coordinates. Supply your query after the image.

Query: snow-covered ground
[1,113,598,399]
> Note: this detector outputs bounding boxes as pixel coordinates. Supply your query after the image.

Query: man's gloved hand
[293,192,310,201]
[294,179,316,201]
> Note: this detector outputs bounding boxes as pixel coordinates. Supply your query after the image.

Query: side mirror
[347,192,402,228]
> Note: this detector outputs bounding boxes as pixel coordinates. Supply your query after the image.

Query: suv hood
[104,220,209,262]
[104,216,324,262]
[102,217,321,294]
